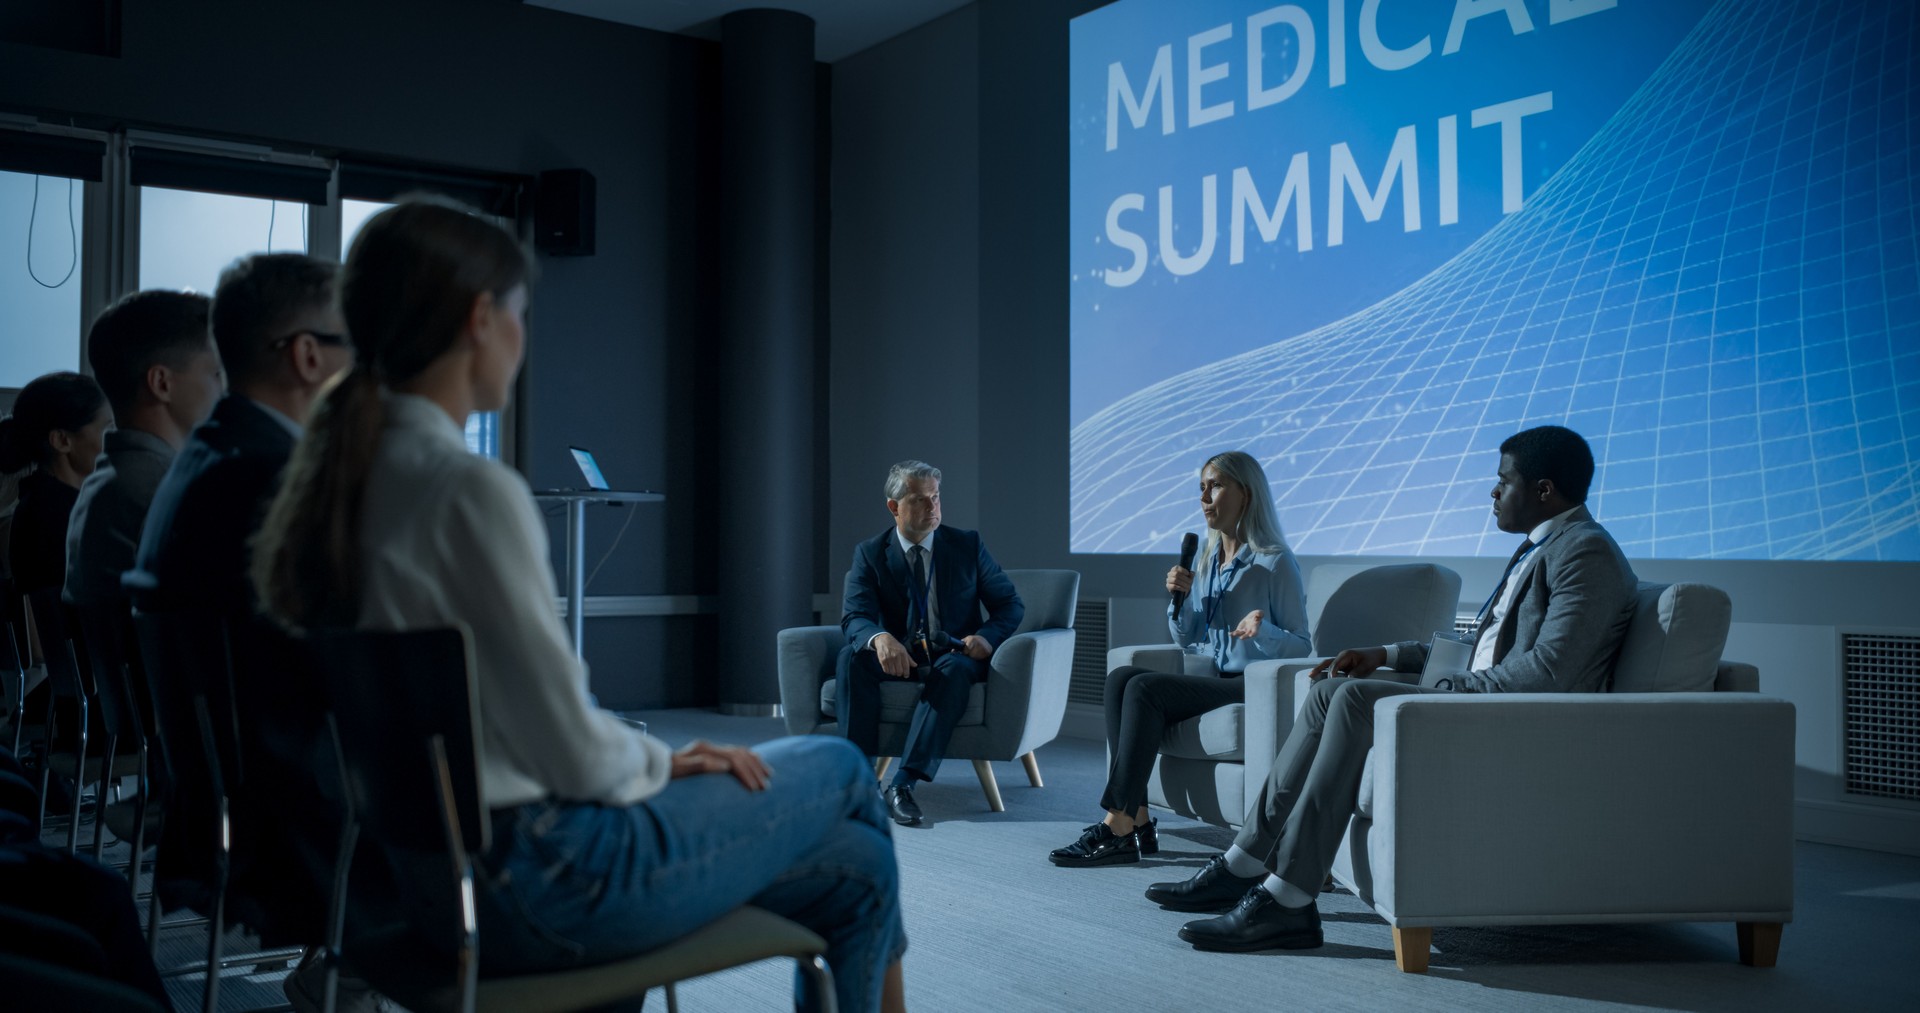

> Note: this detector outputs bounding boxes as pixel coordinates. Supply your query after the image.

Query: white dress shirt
[356,393,671,809]
[868,527,940,650]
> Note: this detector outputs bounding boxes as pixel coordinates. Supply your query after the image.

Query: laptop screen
[569,446,611,491]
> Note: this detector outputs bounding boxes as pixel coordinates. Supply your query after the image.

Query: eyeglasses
[271,330,349,349]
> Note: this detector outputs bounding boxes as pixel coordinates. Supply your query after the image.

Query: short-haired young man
[134,253,350,612]
[64,289,222,605]
[1142,425,1640,953]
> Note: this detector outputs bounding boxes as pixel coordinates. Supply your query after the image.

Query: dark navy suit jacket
[129,393,335,943]
[840,525,1024,653]
[133,393,295,613]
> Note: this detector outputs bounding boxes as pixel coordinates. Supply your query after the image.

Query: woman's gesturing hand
[1230,609,1264,640]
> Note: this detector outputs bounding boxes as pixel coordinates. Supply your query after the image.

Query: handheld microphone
[1171,531,1199,613]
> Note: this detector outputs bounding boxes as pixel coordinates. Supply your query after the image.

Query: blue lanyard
[1201,551,1244,631]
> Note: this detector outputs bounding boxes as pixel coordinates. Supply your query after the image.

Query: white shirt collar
[1526,504,1582,548]
[895,526,937,558]
[243,395,304,438]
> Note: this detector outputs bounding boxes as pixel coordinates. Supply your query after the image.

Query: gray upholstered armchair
[1315,581,1794,972]
[777,568,1079,811]
[1111,563,1463,829]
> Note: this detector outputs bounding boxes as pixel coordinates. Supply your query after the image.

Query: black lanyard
[1201,550,1244,632]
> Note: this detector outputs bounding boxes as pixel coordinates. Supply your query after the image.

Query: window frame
[1,120,526,466]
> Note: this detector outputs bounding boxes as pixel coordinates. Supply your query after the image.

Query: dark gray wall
[829,5,983,558]
[0,0,727,707]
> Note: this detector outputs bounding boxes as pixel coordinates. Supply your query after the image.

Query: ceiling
[523,0,977,63]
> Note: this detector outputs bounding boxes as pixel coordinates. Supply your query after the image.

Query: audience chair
[1109,563,1461,829]
[72,600,163,904]
[311,624,838,1013]
[3,597,29,757]
[778,568,1081,811]
[25,587,135,854]
[131,607,303,1013]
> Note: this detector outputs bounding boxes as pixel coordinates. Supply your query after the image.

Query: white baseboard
[1795,798,1920,857]
[1060,702,1104,742]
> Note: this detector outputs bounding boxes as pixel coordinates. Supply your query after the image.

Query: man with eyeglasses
[129,253,363,1010]
[134,252,351,614]
[837,460,1024,827]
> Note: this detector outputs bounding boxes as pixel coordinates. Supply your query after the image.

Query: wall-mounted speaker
[535,168,595,256]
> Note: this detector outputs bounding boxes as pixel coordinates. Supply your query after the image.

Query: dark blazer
[8,470,80,596]
[129,394,338,943]
[1395,505,1638,693]
[841,525,1024,652]
[133,394,296,614]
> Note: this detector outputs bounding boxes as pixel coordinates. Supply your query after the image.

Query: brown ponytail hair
[252,197,529,629]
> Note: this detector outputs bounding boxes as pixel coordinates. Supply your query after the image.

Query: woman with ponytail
[253,198,905,1013]
[1,371,111,595]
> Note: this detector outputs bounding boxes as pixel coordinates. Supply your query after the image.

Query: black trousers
[836,644,985,784]
[1099,665,1245,814]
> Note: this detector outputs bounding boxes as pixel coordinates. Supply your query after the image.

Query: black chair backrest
[130,609,239,848]
[72,600,155,754]
[25,588,89,701]
[309,626,486,857]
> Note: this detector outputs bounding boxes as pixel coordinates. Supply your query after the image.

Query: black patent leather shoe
[884,785,923,826]
[1178,889,1323,952]
[1145,854,1264,912]
[1048,822,1140,867]
[1135,817,1160,856]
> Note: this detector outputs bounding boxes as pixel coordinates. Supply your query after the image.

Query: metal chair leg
[801,954,838,1013]
[66,690,88,854]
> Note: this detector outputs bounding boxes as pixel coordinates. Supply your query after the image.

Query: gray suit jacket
[1394,506,1637,693]
[65,428,176,605]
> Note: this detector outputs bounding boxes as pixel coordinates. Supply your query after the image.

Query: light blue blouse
[1167,544,1312,673]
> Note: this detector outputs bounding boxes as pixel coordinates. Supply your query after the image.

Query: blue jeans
[474,736,904,1013]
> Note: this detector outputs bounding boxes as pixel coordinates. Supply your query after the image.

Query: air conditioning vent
[1844,633,1920,802]
[1069,599,1110,707]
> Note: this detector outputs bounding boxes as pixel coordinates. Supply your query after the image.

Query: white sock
[1221,845,1266,879]
[1260,874,1315,909]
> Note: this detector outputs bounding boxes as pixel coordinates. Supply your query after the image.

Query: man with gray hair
[837,460,1024,826]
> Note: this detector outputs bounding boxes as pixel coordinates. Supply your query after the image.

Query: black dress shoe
[1178,889,1323,952]
[1135,817,1160,856]
[883,785,923,826]
[1048,822,1140,867]
[1145,854,1264,912]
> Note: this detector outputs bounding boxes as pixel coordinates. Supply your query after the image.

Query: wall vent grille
[1069,599,1110,707]
[1844,633,1920,802]
[1454,614,1482,639]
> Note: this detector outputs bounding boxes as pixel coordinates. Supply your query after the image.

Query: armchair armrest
[1239,661,1423,792]
[1365,692,1796,925]
[1107,643,1218,676]
[776,625,844,735]
[983,627,1077,758]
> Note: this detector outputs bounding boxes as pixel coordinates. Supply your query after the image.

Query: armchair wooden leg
[1392,927,1431,973]
[874,757,893,782]
[1020,751,1043,788]
[1737,922,1782,967]
[972,760,1005,812]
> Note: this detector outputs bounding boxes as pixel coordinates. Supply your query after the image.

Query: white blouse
[355,392,672,809]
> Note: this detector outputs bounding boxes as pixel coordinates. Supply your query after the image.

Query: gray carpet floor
[59,708,1915,1011]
